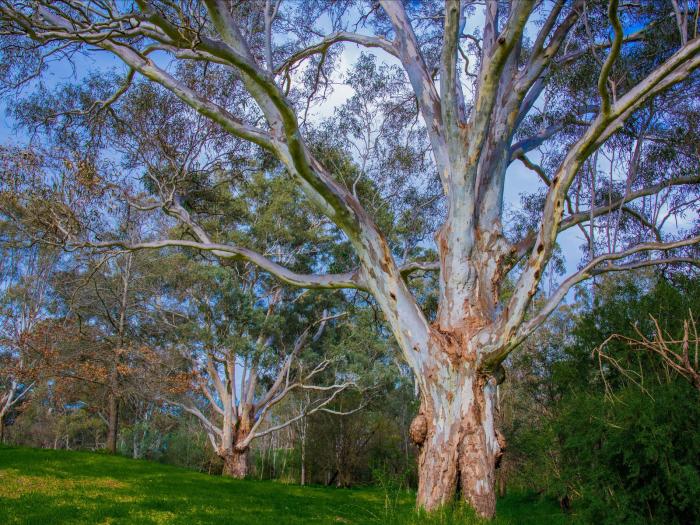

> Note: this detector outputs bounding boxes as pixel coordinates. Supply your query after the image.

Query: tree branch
[275,32,398,75]
[245,381,357,447]
[560,175,700,232]
[440,0,467,136]
[378,0,448,177]
[501,36,700,343]
[75,238,364,290]
[165,399,223,440]
[510,123,563,158]
[485,237,700,366]
[398,260,440,279]
[598,0,624,116]
[467,0,535,166]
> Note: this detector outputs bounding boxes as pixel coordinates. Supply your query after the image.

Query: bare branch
[399,260,440,279]
[598,0,624,116]
[594,312,700,390]
[164,398,223,440]
[510,123,563,158]
[275,32,398,75]
[560,175,700,233]
[246,381,357,446]
[75,238,364,290]
[486,237,700,366]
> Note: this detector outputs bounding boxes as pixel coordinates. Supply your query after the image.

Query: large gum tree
[1,0,699,517]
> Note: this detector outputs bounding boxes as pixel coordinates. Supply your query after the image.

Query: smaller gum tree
[153,173,365,478]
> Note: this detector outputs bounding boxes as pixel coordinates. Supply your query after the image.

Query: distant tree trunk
[222,448,250,478]
[300,431,306,486]
[0,415,5,444]
[106,393,119,454]
[497,471,506,498]
[220,415,253,478]
[326,470,339,487]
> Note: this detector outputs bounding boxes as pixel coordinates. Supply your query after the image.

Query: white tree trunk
[408,337,502,517]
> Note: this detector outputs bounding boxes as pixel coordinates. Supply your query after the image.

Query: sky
[0,8,588,282]
[321,39,585,279]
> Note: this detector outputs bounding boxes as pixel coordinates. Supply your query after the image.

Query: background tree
[158,259,360,478]
[0,157,60,441]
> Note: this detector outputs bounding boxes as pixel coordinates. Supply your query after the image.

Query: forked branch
[594,312,700,390]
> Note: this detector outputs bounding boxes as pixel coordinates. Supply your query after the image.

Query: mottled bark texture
[409,337,503,516]
[222,448,250,478]
[217,414,253,478]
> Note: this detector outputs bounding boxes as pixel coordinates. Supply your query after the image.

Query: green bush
[556,382,700,524]
[504,275,700,524]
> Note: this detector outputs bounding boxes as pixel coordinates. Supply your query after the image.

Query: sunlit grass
[0,446,570,524]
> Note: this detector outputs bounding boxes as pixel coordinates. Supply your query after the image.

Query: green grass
[0,446,570,524]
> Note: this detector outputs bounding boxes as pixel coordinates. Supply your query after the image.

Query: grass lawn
[0,446,570,524]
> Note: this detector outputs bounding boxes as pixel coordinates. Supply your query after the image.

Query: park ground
[0,446,570,524]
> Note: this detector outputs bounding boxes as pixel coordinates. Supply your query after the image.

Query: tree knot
[409,414,428,446]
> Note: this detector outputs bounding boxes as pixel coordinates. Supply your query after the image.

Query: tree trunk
[0,415,5,444]
[411,362,501,518]
[300,425,306,486]
[106,393,119,454]
[222,447,249,478]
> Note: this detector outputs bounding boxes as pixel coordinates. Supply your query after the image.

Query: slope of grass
[0,446,569,524]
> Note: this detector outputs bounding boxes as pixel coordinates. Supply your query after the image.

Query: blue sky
[0,24,587,281]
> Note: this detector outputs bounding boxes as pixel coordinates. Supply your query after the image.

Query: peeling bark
[412,338,503,518]
[219,411,253,478]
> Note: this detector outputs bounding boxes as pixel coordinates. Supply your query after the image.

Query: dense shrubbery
[557,381,700,524]
[505,275,700,524]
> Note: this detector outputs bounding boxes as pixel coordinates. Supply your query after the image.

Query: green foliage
[53,411,105,451]
[505,274,700,524]
[556,382,700,525]
[157,425,221,473]
[0,447,569,525]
